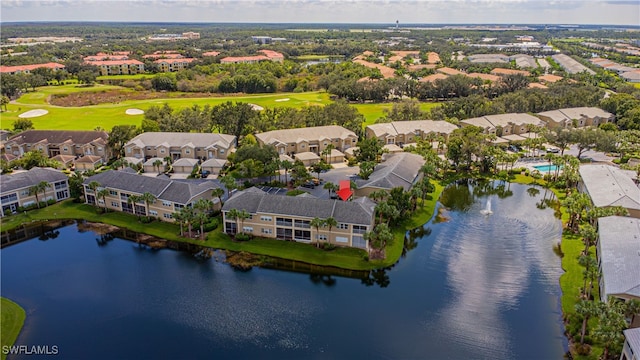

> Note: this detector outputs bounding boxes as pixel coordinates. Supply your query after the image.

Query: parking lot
[295,165,360,199]
[256,186,289,196]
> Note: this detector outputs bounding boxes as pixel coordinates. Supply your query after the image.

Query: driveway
[297,165,360,199]
[563,145,617,164]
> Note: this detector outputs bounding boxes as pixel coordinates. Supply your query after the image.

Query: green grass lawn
[354,101,442,126]
[1,84,442,131]
[1,297,26,360]
[97,74,155,81]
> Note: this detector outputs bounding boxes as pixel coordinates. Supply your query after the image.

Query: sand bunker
[249,104,264,111]
[275,98,290,102]
[18,109,48,118]
[125,108,144,115]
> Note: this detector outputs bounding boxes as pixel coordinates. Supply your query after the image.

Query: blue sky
[1,0,639,25]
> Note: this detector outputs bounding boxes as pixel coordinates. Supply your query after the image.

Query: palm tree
[226,208,239,236]
[237,210,251,234]
[194,212,208,240]
[153,159,163,174]
[220,175,237,198]
[281,160,293,185]
[173,210,186,237]
[29,181,51,209]
[96,188,110,213]
[575,299,598,345]
[310,217,325,248]
[324,217,337,246]
[181,207,196,237]
[323,182,339,198]
[211,188,225,206]
[87,180,101,206]
[321,144,335,164]
[127,194,142,216]
[194,198,214,216]
[139,192,157,217]
[368,189,388,203]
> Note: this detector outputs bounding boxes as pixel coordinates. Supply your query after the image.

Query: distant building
[0,62,65,75]
[255,125,357,157]
[0,167,70,216]
[124,132,236,161]
[552,54,595,75]
[490,68,531,77]
[536,107,614,129]
[5,130,110,162]
[365,120,458,146]
[220,50,284,64]
[153,58,197,72]
[202,51,221,57]
[85,59,145,76]
[460,113,544,136]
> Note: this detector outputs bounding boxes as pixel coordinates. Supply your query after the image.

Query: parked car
[301,181,315,189]
[546,147,560,153]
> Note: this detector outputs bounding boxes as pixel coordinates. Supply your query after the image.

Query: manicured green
[1,297,26,360]
[353,102,442,126]
[97,74,154,81]
[1,84,442,131]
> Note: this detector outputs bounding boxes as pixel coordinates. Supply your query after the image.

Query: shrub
[235,233,251,241]
[203,220,218,232]
[363,254,369,261]
[47,199,56,206]
[286,189,305,196]
[139,216,154,224]
[320,243,337,251]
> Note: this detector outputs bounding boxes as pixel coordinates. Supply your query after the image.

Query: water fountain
[480,198,493,215]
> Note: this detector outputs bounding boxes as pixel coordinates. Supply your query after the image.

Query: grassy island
[1,297,26,360]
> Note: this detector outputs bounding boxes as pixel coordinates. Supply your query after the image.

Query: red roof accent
[337,180,353,201]
[84,59,144,66]
[0,62,65,74]
[153,58,196,64]
[220,55,270,63]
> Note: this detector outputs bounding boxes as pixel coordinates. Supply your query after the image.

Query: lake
[1,181,567,359]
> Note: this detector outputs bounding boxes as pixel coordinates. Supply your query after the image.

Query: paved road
[563,145,617,164]
[297,165,360,199]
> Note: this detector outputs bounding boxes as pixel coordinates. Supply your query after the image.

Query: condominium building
[86,59,145,76]
[536,107,614,129]
[124,132,236,161]
[222,187,375,249]
[460,113,545,136]
[153,58,197,72]
[255,125,357,157]
[578,164,640,219]
[83,169,220,220]
[0,62,65,75]
[365,120,458,146]
[5,130,110,161]
[0,167,69,216]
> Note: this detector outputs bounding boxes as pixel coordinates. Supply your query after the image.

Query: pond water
[1,181,567,360]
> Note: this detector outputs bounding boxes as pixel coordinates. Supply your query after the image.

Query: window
[63,147,68,152]
[242,226,253,233]
[276,217,292,227]
[109,190,118,196]
[295,219,310,228]
[260,216,272,222]
[185,149,191,154]
[147,147,152,151]
[127,148,132,153]
[353,225,367,234]
[174,204,184,210]
[20,190,29,196]
[338,223,349,230]
[120,193,130,201]
[261,228,273,234]
[163,213,172,219]
[162,200,172,207]
[220,149,225,154]
[56,190,69,200]
[111,201,119,207]
[160,149,165,154]
[294,229,311,241]
[97,147,103,151]
[336,236,349,243]
[317,234,327,241]
[301,144,305,148]
[149,210,158,216]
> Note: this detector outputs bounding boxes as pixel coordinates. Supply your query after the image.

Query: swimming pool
[533,164,561,172]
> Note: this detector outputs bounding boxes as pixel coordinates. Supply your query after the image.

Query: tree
[10,150,60,170]
[323,182,339,197]
[375,200,399,225]
[226,208,239,236]
[152,159,163,174]
[280,160,293,184]
[0,95,10,112]
[574,299,598,345]
[96,188,110,213]
[562,192,591,233]
[77,70,97,85]
[310,217,326,248]
[324,217,337,245]
[310,161,331,181]
[358,161,376,180]
[151,74,177,91]
[108,125,138,159]
[87,181,101,207]
[321,144,335,164]
[210,101,258,140]
[12,118,33,132]
[219,175,237,198]
[355,137,384,163]
[237,210,250,235]
[290,161,311,187]
[68,171,84,200]
[364,223,393,252]
[28,181,51,209]
[592,299,628,360]
[212,188,225,206]
[127,194,142,216]
[139,192,157,218]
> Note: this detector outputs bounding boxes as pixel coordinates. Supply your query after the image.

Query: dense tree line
[141,100,365,139]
